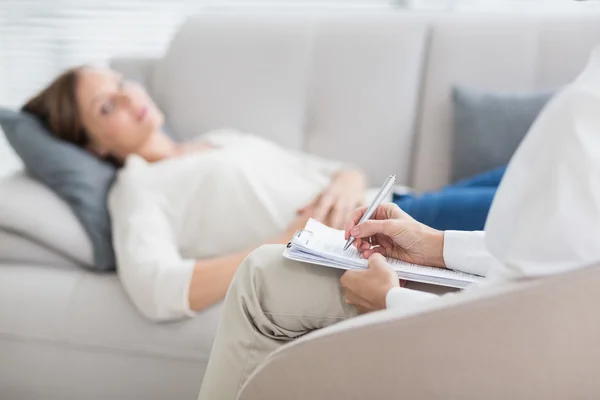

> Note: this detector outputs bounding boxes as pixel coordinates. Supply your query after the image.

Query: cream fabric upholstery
[155,14,315,150]
[153,13,428,184]
[301,15,427,185]
[0,262,222,399]
[240,264,600,399]
[0,172,93,267]
[0,229,82,269]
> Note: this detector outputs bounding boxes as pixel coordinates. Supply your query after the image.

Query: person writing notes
[197,201,499,400]
[198,45,600,400]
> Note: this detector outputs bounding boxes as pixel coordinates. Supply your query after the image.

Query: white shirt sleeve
[386,230,502,310]
[443,231,503,277]
[109,167,196,322]
[385,287,438,309]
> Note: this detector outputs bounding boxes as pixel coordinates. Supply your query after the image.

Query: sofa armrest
[240,264,600,399]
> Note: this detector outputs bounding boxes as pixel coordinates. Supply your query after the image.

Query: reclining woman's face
[76,67,164,160]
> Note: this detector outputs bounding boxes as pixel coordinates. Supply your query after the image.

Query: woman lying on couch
[22,66,505,321]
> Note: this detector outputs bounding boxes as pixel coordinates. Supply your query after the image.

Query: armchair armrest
[240,264,600,399]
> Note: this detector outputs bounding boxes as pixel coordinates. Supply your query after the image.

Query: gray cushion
[0,108,116,271]
[451,86,555,181]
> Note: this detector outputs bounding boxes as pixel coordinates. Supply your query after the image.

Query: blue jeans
[393,166,507,231]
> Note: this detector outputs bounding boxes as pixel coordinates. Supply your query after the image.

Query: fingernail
[350,227,359,236]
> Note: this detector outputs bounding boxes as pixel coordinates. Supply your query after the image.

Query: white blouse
[109,130,344,321]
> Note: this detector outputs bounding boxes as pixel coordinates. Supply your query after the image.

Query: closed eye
[100,100,115,115]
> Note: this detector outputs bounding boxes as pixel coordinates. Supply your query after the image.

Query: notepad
[283,218,484,289]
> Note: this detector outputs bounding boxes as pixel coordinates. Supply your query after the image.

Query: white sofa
[2,11,600,399]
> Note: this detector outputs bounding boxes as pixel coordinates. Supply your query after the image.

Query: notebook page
[293,219,483,283]
[292,219,368,268]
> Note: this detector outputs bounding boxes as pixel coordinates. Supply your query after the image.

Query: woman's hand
[272,212,313,245]
[298,169,366,229]
[344,203,446,268]
[340,253,401,313]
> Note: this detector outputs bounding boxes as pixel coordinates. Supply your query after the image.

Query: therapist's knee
[231,244,287,297]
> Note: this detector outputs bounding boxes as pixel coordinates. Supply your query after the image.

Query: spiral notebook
[283,218,484,289]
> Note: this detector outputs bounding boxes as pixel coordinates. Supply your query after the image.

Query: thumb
[297,206,310,216]
[367,253,387,269]
[351,219,398,239]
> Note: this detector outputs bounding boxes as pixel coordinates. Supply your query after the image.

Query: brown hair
[21,66,89,147]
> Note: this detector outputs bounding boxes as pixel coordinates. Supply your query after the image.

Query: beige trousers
[197,244,359,400]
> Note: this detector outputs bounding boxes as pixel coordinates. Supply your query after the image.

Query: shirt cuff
[385,287,438,309]
[443,231,492,277]
[147,258,197,321]
[180,259,198,318]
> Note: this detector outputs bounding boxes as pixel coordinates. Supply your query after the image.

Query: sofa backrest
[413,13,600,190]
[111,12,600,189]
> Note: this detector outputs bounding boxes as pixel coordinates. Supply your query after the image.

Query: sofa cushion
[0,108,116,271]
[154,14,315,149]
[153,14,428,186]
[451,86,554,181]
[303,14,428,185]
[0,263,222,398]
[0,264,221,359]
[0,171,94,268]
[0,229,84,270]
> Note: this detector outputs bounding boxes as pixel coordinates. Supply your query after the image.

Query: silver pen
[343,174,396,251]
